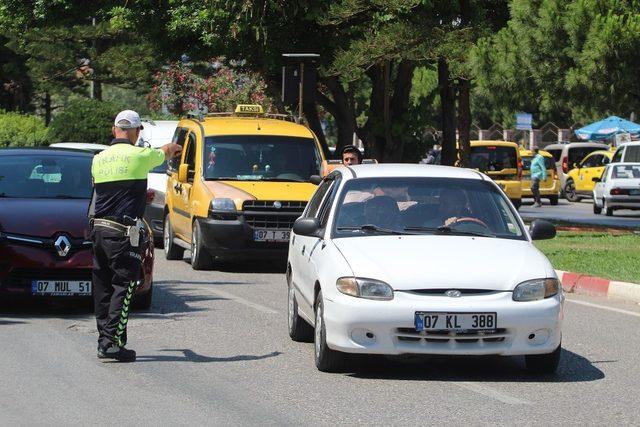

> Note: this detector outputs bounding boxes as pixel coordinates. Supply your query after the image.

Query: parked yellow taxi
[469,140,523,209]
[163,105,325,270]
[519,148,560,205]
[564,150,613,202]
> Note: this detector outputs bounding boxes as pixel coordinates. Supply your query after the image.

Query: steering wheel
[449,217,490,230]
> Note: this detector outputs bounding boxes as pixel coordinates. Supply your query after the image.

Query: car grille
[394,327,510,345]
[6,268,92,287]
[242,200,306,230]
[3,233,91,258]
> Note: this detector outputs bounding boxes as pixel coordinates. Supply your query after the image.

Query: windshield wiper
[404,225,494,238]
[50,195,89,199]
[260,177,305,182]
[337,224,405,235]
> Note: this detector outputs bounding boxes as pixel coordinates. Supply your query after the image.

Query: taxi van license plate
[415,312,497,332]
[31,280,92,296]
[253,229,290,242]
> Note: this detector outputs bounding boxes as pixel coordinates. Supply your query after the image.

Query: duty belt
[93,218,129,233]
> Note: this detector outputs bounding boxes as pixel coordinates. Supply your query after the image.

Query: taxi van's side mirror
[574,162,580,169]
[178,164,189,183]
[529,219,556,241]
[310,175,322,185]
[592,176,601,182]
[293,217,320,237]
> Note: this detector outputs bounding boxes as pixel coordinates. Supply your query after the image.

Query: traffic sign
[515,113,532,130]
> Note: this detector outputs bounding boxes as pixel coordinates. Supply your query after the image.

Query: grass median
[534,231,640,284]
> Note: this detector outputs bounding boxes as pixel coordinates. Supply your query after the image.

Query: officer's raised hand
[160,143,182,160]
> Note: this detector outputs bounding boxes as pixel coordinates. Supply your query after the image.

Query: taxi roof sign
[235,104,264,114]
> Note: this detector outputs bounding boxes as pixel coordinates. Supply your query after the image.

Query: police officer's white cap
[114,110,144,129]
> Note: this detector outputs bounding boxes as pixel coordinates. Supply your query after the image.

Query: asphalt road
[2,252,640,425]
[520,197,640,228]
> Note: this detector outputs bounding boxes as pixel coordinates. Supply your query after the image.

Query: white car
[287,164,563,373]
[593,163,640,216]
[138,120,178,244]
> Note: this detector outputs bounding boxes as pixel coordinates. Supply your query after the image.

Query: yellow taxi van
[163,105,325,269]
[519,148,560,205]
[469,140,523,209]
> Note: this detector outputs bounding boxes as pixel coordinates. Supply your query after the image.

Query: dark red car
[0,148,154,308]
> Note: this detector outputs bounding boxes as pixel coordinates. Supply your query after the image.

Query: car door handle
[174,183,182,193]
[301,245,305,255]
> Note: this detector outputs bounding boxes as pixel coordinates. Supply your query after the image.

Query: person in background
[529,146,547,208]
[341,145,362,166]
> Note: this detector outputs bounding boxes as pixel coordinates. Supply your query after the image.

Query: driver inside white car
[430,187,476,227]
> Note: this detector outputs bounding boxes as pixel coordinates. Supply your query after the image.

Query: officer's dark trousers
[91,226,142,349]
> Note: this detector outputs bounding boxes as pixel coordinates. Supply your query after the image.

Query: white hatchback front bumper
[323,290,563,356]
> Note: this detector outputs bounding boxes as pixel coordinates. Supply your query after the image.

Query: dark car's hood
[0,198,90,238]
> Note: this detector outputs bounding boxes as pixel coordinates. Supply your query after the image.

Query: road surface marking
[455,382,530,405]
[566,298,640,318]
[212,289,280,315]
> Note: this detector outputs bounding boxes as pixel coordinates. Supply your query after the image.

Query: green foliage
[47,98,120,144]
[0,110,48,147]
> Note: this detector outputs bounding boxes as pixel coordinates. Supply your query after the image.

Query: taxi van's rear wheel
[164,215,184,261]
[549,195,559,206]
[314,291,345,372]
[525,344,561,374]
[511,199,522,210]
[287,269,313,342]
[191,219,214,270]
[564,179,580,202]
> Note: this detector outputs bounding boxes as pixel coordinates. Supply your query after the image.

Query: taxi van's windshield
[470,146,517,172]
[203,135,321,182]
[333,177,525,240]
[0,154,92,199]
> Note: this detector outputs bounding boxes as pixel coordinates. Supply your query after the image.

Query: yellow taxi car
[564,150,613,202]
[519,148,560,205]
[163,105,325,270]
[469,140,523,209]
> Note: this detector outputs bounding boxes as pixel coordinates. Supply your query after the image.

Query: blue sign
[515,113,532,130]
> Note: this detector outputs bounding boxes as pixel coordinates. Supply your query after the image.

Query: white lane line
[212,288,281,315]
[566,298,640,318]
[454,382,530,405]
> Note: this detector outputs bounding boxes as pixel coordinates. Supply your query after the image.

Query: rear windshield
[546,148,562,162]
[0,154,92,199]
[203,135,321,182]
[522,156,555,170]
[612,164,640,179]
[568,147,602,165]
[470,146,517,172]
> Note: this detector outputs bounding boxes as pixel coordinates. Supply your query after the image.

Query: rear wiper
[404,225,494,238]
[337,224,405,235]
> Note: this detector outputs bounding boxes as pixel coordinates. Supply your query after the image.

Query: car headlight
[336,277,394,300]
[512,278,560,301]
[210,198,236,212]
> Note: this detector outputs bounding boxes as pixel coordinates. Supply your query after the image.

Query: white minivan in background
[544,141,609,198]
[611,141,640,163]
[138,119,178,245]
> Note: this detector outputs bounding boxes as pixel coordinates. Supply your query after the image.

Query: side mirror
[592,177,601,183]
[178,164,188,183]
[574,163,580,169]
[310,175,322,185]
[292,217,320,237]
[529,219,556,241]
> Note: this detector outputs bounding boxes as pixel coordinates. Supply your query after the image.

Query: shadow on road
[342,348,604,383]
[133,349,282,363]
[171,252,287,274]
[0,319,28,325]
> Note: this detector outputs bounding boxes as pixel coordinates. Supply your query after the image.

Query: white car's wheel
[314,291,345,372]
[604,199,614,216]
[287,270,313,342]
[525,344,561,374]
[593,200,602,215]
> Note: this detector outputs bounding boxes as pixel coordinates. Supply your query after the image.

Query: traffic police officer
[90,110,181,362]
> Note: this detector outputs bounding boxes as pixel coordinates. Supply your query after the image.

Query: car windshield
[333,177,525,240]
[0,153,92,199]
[568,147,601,166]
[611,164,640,179]
[470,146,517,172]
[203,135,321,182]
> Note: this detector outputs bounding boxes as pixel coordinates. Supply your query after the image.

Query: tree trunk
[43,92,52,126]
[457,78,471,167]
[316,76,356,159]
[92,81,102,101]
[438,57,457,166]
[386,60,416,162]
[303,101,329,158]
[359,65,386,161]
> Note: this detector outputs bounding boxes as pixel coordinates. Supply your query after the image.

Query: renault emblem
[445,289,462,298]
[273,201,282,209]
[54,235,71,257]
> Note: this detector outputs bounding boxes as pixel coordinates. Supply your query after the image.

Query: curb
[556,270,640,303]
